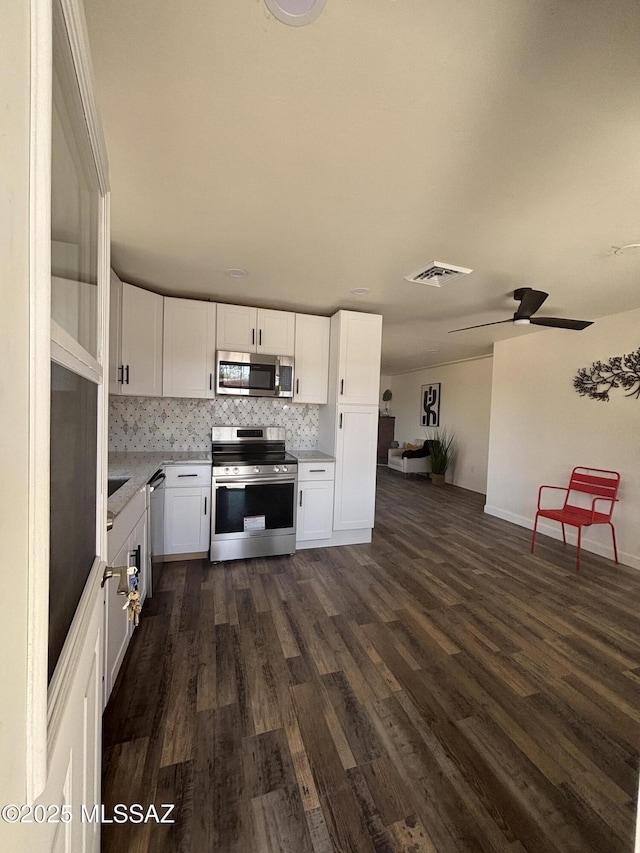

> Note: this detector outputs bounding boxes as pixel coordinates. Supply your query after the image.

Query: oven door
[212,475,297,540]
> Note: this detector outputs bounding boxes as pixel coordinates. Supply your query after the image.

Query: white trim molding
[27,0,52,802]
[483,504,640,571]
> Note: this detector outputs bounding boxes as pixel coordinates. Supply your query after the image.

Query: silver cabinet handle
[339,413,343,429]
[340,379,344,395]
[252,328,255,345]
[296,378,299,394]
[309,468,326,472]
[299,490,303,507]
[178,474,198,478]
[204,496,207,515]
[259,329,262,346]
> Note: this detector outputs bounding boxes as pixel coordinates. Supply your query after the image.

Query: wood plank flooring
[102,468,640,852]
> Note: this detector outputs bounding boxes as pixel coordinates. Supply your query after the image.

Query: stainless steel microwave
[215,351,294,398]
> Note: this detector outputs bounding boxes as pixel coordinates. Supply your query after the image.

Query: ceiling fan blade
[529,317,593,330]
[448,319,513,333]
[515,288,548,318]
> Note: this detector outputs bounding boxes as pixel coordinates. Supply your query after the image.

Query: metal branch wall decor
[574,346,640,402]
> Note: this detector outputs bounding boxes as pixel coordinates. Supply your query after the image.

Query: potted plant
[382,389,392,415]
[428,428,456,486]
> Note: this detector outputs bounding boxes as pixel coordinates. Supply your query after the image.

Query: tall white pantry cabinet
[318,310,383,542]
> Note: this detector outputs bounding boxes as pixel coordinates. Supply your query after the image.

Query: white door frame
[12,0,110,814]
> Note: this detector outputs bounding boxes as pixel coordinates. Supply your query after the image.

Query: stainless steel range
[210,426,298,562]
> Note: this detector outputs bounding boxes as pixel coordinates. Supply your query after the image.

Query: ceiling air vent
[404,261,473,287]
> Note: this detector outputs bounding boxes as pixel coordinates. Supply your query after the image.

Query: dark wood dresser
[377,415,395,463]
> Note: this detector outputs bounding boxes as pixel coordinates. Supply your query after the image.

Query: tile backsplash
[109,396,320,452]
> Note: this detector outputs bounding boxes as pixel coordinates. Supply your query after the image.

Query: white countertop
[290,450,335,463]
[108,451,211,518]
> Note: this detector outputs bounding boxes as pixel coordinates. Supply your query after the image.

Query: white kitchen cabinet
[332,310,383,405]
[163,297,216,398]
[120,282,164,396]
[164,487,210,554]
[333,405,378,530]
[104,536,133,703]
[217,303,295,355]
[105,485,148,705]
[296,461,335,542]
[294,313,330,404]
[108,268,123,394]
[161,464,211,557]
[258,307,295,355]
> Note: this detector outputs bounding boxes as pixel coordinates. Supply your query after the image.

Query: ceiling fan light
[513,318,530,326]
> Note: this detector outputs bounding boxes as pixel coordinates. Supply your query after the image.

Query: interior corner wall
[485,308,640,570]
[390,357,493,494]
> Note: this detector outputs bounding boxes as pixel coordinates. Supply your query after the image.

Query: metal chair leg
[531,514,539,553]
[576,526,582,571]
[610,523,619,563]
[561,523,566,545]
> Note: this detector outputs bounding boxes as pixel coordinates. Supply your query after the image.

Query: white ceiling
[83,0,640,374]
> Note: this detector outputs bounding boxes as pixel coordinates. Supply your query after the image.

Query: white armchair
[387,441,432,478]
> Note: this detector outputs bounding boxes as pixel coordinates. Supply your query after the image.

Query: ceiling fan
[449,288,594,333]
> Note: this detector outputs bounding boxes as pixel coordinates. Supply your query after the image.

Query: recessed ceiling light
[350,288,369,296]
[225,268,248,278]
[264,0,327,26]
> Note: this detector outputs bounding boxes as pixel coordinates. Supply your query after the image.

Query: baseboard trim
[483,504,639,570]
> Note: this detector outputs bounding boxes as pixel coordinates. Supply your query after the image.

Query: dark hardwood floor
[103,468,640,852]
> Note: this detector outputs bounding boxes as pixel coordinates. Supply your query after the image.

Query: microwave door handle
[274,356,281,395]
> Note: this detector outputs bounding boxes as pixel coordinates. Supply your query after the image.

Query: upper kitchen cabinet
[332,310,383,405]
[108,270,123,394]
[294,313,330,405]
[217,303,295,356]
[163,298,216,398]
[113,281,163,396]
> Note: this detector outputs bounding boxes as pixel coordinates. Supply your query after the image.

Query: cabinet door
[294,313,330,404]
[336,311,383,405]
[217,303,257,351]
[200,486,211,551]
[257,308,295,356]
[163,297,216,398]
[334,405,378,530]
[131,509,148,605]
[108,269,123,394]
[121,283,164,396]
[104,537,132,704]
[297,480,334,541]
[164,486,209,554]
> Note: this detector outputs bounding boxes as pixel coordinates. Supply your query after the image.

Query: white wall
[390,357,493,493]
[486,308,640,569]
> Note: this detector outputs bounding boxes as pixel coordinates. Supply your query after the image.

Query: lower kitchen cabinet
[164,486,210,555]
[296,461,335,542]
[105,485,149,706]
[160,463,211,558]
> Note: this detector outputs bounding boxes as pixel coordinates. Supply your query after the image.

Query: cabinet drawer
[164,464,211,487]
[298,461,335,482]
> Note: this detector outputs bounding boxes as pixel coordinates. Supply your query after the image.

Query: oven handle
[214,476,297,488]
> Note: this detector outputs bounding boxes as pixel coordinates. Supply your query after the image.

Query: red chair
[531,467,620,571]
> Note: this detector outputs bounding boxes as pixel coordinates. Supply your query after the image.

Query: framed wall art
[420,383,441,427]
